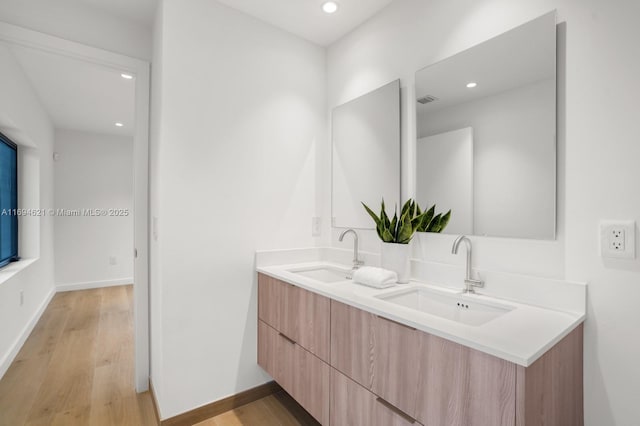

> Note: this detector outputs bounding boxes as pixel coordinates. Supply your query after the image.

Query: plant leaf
[362,202,381,226]
[381,199,391,230]
[411,212,425,231]
[417,205,435,232]
[433,210,451,233]
[400,198,412,218]
[390,211,398,242]
[362,202,383,239]
[426,213,442,232]
[397,218,414,243]
[381,227,395,242]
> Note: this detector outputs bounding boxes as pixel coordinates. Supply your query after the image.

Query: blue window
[0,132,18,267]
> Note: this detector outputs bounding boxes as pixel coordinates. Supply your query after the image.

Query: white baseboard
[0,286,55,380]
[56,277,133,292]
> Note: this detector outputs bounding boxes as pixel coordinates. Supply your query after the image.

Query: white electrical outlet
[311,217,321,237]
[600,220,635,259]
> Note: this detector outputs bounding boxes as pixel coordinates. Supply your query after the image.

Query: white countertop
[256,252,586,367]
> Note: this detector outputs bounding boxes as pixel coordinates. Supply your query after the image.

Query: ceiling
[7,43,136,137]
[54,0,395,45]
[217,0,395,46]
[71,0,158,27]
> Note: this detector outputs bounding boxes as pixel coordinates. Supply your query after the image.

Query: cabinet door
[331,369,420,426]
[257,320,296,394]
[372,315,422,418]
[330,300,376,389]
[414,332,516,426]
[258,273,290,332]
[291,285,330,362]
[258,320,330,425]
[293,343,331,425]
[258,273,330,362]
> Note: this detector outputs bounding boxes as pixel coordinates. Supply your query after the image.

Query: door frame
[0,22,151,392]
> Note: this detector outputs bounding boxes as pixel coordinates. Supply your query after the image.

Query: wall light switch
[600,220,635,259]
[312,217,321,237]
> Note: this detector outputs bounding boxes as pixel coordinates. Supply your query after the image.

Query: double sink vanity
[256,10,583,426]
[256,247,586,426]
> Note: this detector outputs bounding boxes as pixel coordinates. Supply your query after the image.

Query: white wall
[0,0,151,60]
[0,43,55,377]
[327,1,640,425]
[419,79,556,239]
[53,129,133,289]
[150,0,326,418]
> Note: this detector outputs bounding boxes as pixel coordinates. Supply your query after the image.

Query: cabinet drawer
[258,320,296,393]
[258,273,330,362]
[372,315,422,418]
[330,300,376,389]
[258,320,330,425]
[331,301,422,417]
[331,368,421,426]
[414,332,516,426]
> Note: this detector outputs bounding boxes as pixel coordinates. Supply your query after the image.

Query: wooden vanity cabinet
[259,273,584,426]
[515,324,584,426]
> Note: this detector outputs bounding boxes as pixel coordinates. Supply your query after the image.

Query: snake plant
[362,198,451,244]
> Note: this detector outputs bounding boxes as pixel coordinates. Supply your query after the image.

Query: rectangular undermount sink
[376,287,514,326]
[287,265,351,283]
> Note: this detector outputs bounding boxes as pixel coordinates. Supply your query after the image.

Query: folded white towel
[352,266,397,289]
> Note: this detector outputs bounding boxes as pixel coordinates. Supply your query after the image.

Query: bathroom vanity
[256,248,585,426]
[257,9,582,426]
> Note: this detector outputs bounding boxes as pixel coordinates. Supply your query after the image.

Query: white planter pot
[380,242,411,284]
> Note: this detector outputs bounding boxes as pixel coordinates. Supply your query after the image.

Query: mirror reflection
[332,80,400,229]
[415,12,556,239]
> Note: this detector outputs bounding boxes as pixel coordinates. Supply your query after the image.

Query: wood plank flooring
[194,392,320,426]
[0,286,156,426]
[0,286,319,426]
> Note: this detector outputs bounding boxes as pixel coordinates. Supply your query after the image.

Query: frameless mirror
[332,80,400,229]
[415,12,556,239]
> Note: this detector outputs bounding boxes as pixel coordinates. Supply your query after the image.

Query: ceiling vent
[417,95,438,104]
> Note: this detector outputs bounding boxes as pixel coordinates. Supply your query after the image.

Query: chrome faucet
[339,229,364,277]
[451,235,484,294]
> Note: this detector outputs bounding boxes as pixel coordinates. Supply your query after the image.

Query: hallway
[0,286,156,425]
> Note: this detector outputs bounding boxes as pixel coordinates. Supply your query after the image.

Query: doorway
[0,22,150,392]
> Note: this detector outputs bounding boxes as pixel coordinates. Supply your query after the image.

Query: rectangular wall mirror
[332,79,400,229]
[415,12,557,239]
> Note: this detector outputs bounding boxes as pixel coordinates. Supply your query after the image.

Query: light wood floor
[0,286,319,426]
[0,286,156,426]
[194,392,320,426]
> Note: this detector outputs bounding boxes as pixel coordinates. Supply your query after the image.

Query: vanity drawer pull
[278,332,296,345]
[376,315,417,331]
[376,397,416,424]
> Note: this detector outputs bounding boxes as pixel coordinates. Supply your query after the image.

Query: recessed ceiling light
[121,73,134,80]
[322,1,338,14]
[466,82,477,88]
[115,122,124,127]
